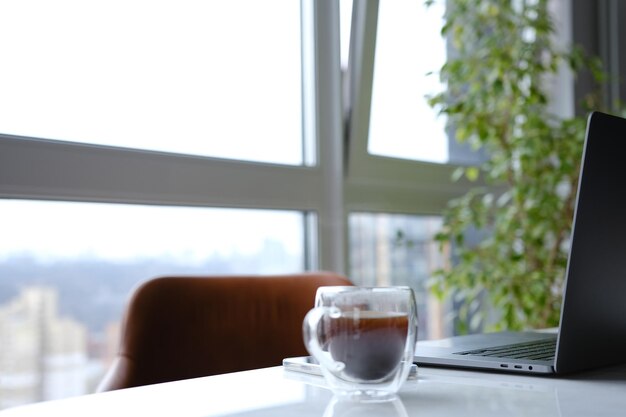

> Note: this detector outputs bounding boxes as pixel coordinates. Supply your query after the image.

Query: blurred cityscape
[349,214,449,341]
[0,286,98,409]
[0,242,302,410]
[0,214,445,410]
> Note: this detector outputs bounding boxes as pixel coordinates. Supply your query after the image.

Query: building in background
[0,287,90,408]
[349,213,451,340]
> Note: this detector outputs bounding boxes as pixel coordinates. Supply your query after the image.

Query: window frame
[0,0,345,273]
[1,0,610,276]
[343,0,467,217]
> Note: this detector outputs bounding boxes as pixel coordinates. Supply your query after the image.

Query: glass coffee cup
[303,286,418,401]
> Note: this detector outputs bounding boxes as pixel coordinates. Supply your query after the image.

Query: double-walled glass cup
[303,286,418,401]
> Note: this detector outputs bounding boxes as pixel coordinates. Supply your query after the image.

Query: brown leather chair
[97,272,352,391]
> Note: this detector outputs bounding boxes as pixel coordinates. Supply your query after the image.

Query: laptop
[414,111,626,375]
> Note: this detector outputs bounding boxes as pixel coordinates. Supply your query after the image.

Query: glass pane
[368,0,448,163]
[0,199,305,409]
[0,0,303,165]
[349,213,450,340]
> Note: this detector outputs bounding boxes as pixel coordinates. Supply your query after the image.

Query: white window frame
[343,0,466,217]
[0,0,466,276]
[0,1,345,274]
[2,0,589,276]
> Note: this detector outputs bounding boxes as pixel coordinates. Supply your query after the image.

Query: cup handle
[302,307,345,373]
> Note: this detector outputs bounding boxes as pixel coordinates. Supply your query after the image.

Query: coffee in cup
[326,311,408,381]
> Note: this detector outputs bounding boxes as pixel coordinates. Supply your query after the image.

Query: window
[368,0,447,163]
[0,0,304,165]
[0,199,305,407]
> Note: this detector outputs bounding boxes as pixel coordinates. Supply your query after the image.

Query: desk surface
[4,364,626,417]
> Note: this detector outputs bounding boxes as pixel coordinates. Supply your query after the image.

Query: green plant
[425,0,609,332]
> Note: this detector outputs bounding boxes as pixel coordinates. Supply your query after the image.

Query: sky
[0,0,302,165]
[0,0,447,166]
[0,200,303,263]
[368,0,448,163]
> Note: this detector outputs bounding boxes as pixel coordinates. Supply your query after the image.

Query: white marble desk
[3,363,626,417]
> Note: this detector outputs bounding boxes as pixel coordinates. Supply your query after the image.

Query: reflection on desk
[3,364,626,417]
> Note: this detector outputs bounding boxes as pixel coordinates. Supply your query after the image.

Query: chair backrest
[97,272,352,391]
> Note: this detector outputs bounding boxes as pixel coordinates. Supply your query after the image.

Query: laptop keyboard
[454,338,557,361]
